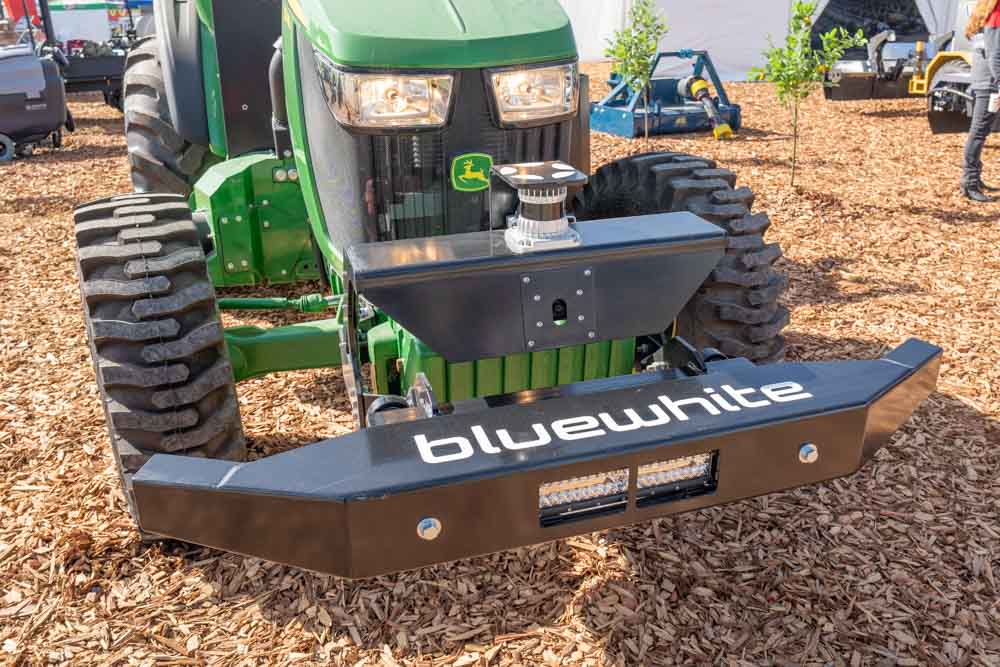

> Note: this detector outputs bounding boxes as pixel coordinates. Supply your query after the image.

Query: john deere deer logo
[451,153,493,192]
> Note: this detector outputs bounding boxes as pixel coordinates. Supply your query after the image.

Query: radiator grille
[371,71,571,241]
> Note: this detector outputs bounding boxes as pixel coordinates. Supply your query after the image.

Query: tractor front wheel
[73,193,246,519]
[572,152,788,363]
[123,36,211,195]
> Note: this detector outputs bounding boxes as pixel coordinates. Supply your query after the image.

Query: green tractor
[73,0,939,578]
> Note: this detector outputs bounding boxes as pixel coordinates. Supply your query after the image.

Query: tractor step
[131,339,939,578]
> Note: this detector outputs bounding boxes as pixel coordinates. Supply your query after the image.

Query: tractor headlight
[314,51,453,129]
[489,62,578,125]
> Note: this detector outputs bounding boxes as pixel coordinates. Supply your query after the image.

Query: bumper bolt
[417,517,442,541]
[799,442,819,464]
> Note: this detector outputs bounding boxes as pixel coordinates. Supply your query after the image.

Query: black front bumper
[133,339,940,578]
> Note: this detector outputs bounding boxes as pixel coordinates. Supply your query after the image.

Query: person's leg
[979,103,998,189]
[975,27,1000,190]
[985,27,1000,89]
[962,92,994,197]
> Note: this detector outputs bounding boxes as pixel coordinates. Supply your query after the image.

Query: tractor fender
[930,58,973,87]
[153,0,209,146]
[910,51,972,95]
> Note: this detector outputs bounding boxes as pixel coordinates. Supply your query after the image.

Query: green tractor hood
[287,0,577,69]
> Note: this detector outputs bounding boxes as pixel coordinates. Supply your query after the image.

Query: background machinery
[591,50,739,139]
[70,0,939,578]
[906,0,1000,134]
[823,29,949,100]
[818,0,935,100]
[5,0,139,110]
[0,17,72,160]
[822,0,997,134]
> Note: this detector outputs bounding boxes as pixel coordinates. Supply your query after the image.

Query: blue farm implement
[590,50,741,140]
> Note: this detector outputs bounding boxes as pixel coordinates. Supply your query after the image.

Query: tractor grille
[371,70,572,241]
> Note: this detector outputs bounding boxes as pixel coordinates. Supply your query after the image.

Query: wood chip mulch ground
[0,72,998,666]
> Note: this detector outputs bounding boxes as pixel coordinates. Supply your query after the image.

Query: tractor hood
[286,0,577,69]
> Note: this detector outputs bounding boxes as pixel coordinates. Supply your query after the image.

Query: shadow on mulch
[736,126,791,142]
[725,155,792,169]
[783,330,887,362]
[149,537,588,655]
[782,254,924,307]
[39,146,125,165]
[76,115,125,134]
[23,144,125,165]
[891,201,1000,226]
[3,192,85,215]
[859,107,925,120]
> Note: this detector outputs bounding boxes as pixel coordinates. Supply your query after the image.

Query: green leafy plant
[605,0,668,142]
[750,1,865,185]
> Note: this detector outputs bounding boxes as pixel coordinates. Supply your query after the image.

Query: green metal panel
[366,320,636,402]
[286,0,576,69]
[367,322,400,396]
[194,0,214,33]
[227,318,341,382]
[192,153,320,286]
[530,350,557,389]
[557,345,586,384]
[475,357,503,397]
[283,17,341,280]
[200,22,227,158]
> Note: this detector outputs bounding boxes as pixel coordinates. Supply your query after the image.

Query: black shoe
[961,184,994,202]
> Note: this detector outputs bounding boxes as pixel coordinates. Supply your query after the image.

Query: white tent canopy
[559,0,964,81]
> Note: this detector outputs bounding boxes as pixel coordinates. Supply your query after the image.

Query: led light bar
[539,469,628,526]
[637,452,718,507]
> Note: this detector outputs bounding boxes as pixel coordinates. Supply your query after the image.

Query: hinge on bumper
[662,337,709,376]
[650,337,727,377]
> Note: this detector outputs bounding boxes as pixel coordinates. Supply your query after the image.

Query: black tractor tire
[572,152,789,363]
[0,134,14,162]
[73,193,246,516]
[123,36,211,196]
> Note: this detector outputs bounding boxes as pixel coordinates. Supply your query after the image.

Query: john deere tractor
[72,0,940,578]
